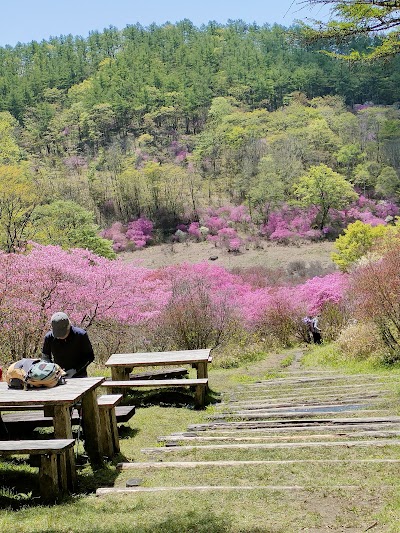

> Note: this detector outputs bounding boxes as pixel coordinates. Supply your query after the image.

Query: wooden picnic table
[105,349,211,381]
[0,377,105,476]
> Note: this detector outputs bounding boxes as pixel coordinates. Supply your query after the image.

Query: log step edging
[157,430,400,443]
[117,458,400,470]
[141,438,400,453]
[189,416,400,431]
[178,423,400,436]
[96,484,367,496]
[207,409,385,421]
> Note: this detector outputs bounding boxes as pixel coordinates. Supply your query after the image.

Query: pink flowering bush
[188,222,202,240]
[102,218,154,252]
[261,205,321,242]
[101,222,130,252]
[202,216,227,234]
[126,218,153,248]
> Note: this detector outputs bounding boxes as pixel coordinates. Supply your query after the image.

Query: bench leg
[57,451,69,494]
[39,453,59,501]
[52,405,77,490]
[194,384,206,409]
[109,408,120,454]
[99,409,113,458]
[99,406,120,457]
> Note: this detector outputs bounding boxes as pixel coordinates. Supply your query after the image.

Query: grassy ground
[2,346,400,531]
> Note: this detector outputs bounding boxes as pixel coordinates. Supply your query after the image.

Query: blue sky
[0,0,330,47]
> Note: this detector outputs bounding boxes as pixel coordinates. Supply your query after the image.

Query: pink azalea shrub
[188,222,202,240]
[332,196,399,229]
[101,222,130,252]
[202,216,227,234]
[260,205,321,242]
[184,205,252,241]
[126,218,154,248]
[102,218,154,252]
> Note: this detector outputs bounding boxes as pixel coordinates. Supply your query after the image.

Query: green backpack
[6,359,66,389]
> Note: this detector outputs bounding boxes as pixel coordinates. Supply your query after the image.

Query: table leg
[111,367,130,380]
[111,366,131,394]
[52,404,77,490]
[196,362,208,379]
[81,389,104,466]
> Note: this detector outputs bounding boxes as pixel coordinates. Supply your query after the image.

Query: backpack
[5,358,66,390]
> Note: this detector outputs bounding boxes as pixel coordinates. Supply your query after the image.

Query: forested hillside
[0,20,399,254]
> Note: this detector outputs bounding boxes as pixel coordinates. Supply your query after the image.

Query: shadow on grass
[76,451,128,495]
[0,452,129,509]
[121,386,221,410]
[118,425,140,440]
[0,459,38,509]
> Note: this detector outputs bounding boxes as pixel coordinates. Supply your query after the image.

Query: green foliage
[32,200,116,258]
[331,220,388,271]
[0,164,39,252]
[300,0,400,60]
[293,163,358,229]
[0,112,22,164]
[376,166,400,198]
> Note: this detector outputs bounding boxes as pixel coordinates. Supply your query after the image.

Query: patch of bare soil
[120,240,336,271]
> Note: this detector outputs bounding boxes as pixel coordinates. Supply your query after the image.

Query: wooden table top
[105,349,211,367]
[0,377,104,406]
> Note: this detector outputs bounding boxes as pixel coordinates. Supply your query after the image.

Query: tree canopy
[300,1,400,59]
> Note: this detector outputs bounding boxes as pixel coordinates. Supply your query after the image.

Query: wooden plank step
[0,439,75,454]
[231,384,389,393]
[117,458,400,470]
[114,405,136,423]
[249,375,398,384]
[189,416,400,431]
[103,378,208,388]
[217,402,370,413]
[96,484,363,496]
[207,409,384,421]
[141,438,400,453]
[180,422,400,436]
[224,394,386,408]
[157,430,400,443]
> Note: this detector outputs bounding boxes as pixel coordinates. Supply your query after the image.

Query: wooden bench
[103,378,208,408]
[1,404,136,445]
[0,439,75,501]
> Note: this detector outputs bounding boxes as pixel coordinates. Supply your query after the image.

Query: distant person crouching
[311,315,322,344]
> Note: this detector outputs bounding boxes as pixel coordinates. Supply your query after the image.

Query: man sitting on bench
[42,312,94,378]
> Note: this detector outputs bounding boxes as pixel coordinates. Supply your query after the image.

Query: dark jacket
[42,325,94,377]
